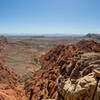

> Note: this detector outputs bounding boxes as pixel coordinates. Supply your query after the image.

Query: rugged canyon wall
[26,40,100,100]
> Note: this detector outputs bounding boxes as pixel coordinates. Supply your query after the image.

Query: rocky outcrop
[85,33,100,40]
[57,53,100,100]
[0,52,26,100]
[0,59,19,85]
[0,84,26,100]
[26,40,100,100]
[25,67,60,100]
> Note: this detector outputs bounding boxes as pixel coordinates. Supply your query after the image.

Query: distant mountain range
[0,33,85,37]
[85,33,100,40]
[0,33,100,39]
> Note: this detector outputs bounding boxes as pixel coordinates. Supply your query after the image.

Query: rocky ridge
[85,33,100,40]
[26,40,100,100]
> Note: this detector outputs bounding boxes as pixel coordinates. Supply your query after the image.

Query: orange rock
[0,84,26,100]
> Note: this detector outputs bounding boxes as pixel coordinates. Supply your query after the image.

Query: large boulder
[57,53,100,100]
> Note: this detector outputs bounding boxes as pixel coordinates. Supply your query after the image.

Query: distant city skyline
[0,0,99,34]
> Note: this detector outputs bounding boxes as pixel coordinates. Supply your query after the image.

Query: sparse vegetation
[33,57,38,64]
[40,64,44,70]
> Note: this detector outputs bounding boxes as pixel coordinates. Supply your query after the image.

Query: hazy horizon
[0,33,100,37]
[0,33,97,37]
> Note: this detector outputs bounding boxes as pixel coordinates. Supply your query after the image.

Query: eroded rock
[57,53,100,100]
[0,84,26,100]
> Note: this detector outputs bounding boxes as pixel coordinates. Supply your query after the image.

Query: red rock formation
[0,58,19,85]
[26,40,100,100]
[0,57,27,100]
[0,84,26,100]
[0,50,26,100]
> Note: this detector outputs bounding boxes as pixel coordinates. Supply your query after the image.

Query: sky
[0,0,100,35]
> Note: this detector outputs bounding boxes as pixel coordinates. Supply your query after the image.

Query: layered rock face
[26,40,100,100]
[57,53,100,100]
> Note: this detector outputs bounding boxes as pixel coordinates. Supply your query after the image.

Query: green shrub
[40,64,44,70]
[34,57,38,64]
